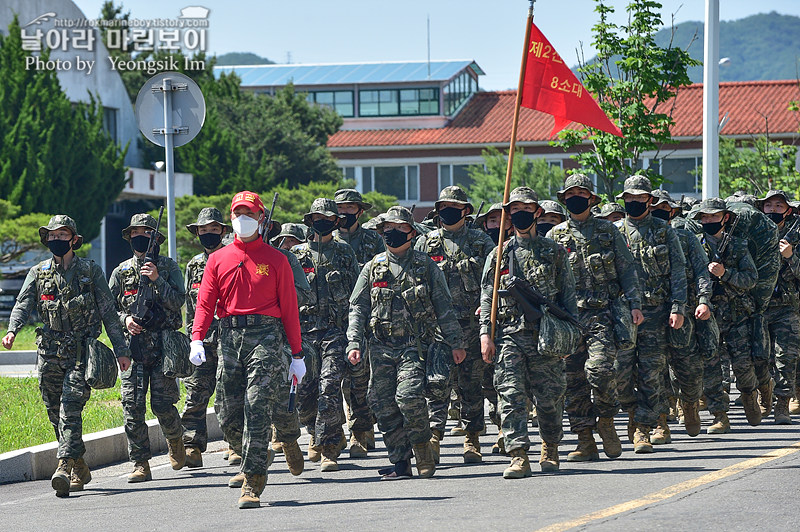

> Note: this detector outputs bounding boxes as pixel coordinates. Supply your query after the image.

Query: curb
[0,350,37,365]
[0,407,222,484]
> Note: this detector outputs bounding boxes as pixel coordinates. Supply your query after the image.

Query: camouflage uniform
[292,198,365,448]
[598,202,625,221]
[109,214,186,464]
[549,175,641,441]
[348,207,465,466]
[693,200,759,404]
[415,186,495,438]
[181,208,231,453]
[7,216,130,462]
[480,187,577,454]
[614,176,687,433]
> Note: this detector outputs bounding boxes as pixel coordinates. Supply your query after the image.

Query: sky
[71,0,800,90]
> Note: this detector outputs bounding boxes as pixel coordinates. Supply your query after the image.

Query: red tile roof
[327,80,800,149]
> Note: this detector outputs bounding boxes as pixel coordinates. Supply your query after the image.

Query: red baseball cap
[231,191,264,213]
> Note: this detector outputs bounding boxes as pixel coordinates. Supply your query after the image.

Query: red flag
[521,22,623,138]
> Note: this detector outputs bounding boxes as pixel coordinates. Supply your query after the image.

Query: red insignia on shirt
[500,269,509,275]
[40,294,55,301]
[124,289,138,296]
[303,267,315,273]
[191,283,201,289]
[431,255,444,262]
[372,281,388,288]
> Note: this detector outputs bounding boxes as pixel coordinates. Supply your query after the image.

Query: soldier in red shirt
[190,191,305,509]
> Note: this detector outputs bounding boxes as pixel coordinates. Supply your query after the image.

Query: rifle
[782,215,800,246]
[497,241,585,332]
[710,215,741,295]
[470,201,485,229]
[130,206,165,330]
[261,192,279,243]
[287,375,298,412]
[410,204,416,214]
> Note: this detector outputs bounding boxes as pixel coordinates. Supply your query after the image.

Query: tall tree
[717,136,800,199]
[466,147,564,205]
[554,0,699,196]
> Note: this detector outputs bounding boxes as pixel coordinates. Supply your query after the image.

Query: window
[660,157,699,194]
[439,163,475,191]
[306,90,354,117]
[444,70,478,115]
[360,165,419,201]
[103,107,118,144]
[342,167,356,181]
[358,88,439,117]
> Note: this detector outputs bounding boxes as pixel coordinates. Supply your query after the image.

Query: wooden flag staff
[490,0,535,340]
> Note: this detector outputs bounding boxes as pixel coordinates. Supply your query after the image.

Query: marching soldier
[475,202,510,246]
[415,186,495,464]
[614,176,687,454]
[347,206,466,479]
[3,215,131,497]
[692,198,761,426]
[537,200,566,237]
[109,213,187,482]
[548,175,642,461]
[756,190,800,424]
[273,222,307,251]
[480,186,578,478]
[597,202,625,223]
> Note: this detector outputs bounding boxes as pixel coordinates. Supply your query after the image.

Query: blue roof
[213,60,484,88]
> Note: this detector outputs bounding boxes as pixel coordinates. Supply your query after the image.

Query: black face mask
[766,211,786,225]
[510,210,535,231]
[341,213,359,229]
[651,209,671,221]
[312,219,337,236]
[47,239,72,257]
[130,234,151,253]
[486,227,501,244]
[625,200,648,218]
[702,221,723,236]
[564,195,590,215]
[383,228,412,249]
[536,222,555,237]
[198,232,222,250]
[438,206,465,226]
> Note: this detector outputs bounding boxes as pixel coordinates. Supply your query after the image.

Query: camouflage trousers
[765,305,800,398]
[216,319,290,477]
[368,341,431,464]
[427,322,485,434]
[181,339,218,452]
[665,316,703,403]
[483,361,500,428]
[343,345,375,433]
[37,352,91,460]
[565,307,617,433]
[615,306,669,428]
[717,314,757,394]
[752,314,773,389]
[271,338,318,443]
[696,315,728,413]
[313,327,369,447]
[121,357,182,463]
[494,329,566,451]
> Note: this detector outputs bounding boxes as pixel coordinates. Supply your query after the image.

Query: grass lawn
[3,323,112,351]
[0,376,212,454]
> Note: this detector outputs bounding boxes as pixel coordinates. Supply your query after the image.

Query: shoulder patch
[375,253,387,262]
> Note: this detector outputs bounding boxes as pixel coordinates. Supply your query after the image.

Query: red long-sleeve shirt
[192,237,302,354]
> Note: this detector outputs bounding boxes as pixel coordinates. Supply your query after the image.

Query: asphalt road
[1,402,798,531]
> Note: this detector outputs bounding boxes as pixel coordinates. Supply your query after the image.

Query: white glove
[189,340,206,366]
[288,357,306,384]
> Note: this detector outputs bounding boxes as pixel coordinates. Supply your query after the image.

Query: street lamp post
[702,0,720,199]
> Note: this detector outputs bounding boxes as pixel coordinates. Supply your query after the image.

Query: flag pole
[490,0,535,340]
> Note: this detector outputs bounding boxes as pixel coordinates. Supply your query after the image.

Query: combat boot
[222,446,231,460]
[283,439,304,476]
[667,396,678,423]
[320,445,340,472]
[413,441,436,478]
[449,419,467,437]
[790,397,800,415]
[627,409,636,443]
[503,448,532,479]
[596,417,622,459]
[699,395,708,412]
[529,404,539,427]
[774,396,792,425]
[463,432,482,463]
[651,414,672,444]
[238,473,266,509]
[349,432,368,458]
[430,429,443,464]
[492,430,506,455]
[567,428,599,462]
[228,471,246,488]
[70,457,92,492]
[128,461,151,483]
[707,412,731,434]
[271,428,283,454]
[681,400,701,437]
[758,381,774,417]
[185,446,203,468]
[51,458,74,497]
[741,390,762,426]
[336,429,348,453]
[633,426,653,454]
[539,441,560,472]
[365,428,376,450]
[167,437,186,470]
[228,449,242,466]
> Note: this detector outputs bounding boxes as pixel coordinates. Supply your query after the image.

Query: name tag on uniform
[372,281,388,288]
[40,294,55,301]
[303,267,315,273]
[124,289,138,296]
[191,283,201,289]
[431,256,444,262]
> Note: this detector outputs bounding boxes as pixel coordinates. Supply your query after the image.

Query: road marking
[536,441,800,532]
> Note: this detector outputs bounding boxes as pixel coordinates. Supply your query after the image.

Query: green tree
[0,16,127,243]
[0,200,51,266]
[466,147,564,206]
[717,136,800,199]
[554,0,700,197]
